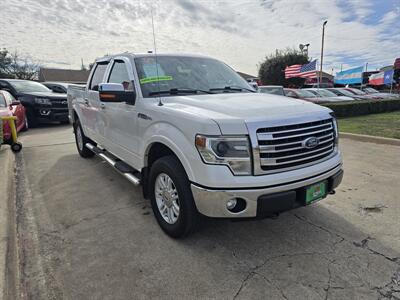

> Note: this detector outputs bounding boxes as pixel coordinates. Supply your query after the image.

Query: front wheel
[26,108,38,128]
[149,156,200,238]
[21,115,29,132]
[74,120,95,158]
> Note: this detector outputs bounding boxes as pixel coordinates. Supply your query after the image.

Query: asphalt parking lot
[7,125,400,299]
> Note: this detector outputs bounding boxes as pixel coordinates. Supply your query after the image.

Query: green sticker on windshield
[140,76,173,84]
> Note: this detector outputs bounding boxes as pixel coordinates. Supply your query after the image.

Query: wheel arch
[143,139,195,182]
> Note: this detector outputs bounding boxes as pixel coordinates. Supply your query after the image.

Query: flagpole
[319,21,328,88]
[390,79,393,94]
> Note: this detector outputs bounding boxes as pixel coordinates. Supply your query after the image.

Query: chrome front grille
[256,118,335,173]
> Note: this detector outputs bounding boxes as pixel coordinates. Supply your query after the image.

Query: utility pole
[319,21,328,88]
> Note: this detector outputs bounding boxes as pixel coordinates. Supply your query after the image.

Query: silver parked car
[303,88,354,102]
[257,85,285,96]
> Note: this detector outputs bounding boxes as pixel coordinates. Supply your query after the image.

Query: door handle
[84,98,89,106]
[100,103,106,110]
[138,113,152,120]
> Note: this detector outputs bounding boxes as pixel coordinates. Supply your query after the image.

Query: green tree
[258,48,309,87]
[0,48,13,78]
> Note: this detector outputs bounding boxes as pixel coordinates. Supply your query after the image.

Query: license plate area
[305,181,327,204]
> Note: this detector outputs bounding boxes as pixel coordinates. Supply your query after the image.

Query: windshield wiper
[210,86,256,93]
[149,88,214,96]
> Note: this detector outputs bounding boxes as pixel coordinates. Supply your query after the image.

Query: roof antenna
[150,4,163,106]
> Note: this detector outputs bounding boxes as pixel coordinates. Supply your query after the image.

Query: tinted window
[108,61,133,91]
[0,94,6,107]
[90,63,108,90]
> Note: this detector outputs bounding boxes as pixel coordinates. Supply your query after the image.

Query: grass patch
[338,111,400,139]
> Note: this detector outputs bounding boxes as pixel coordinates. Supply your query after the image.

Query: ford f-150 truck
[68,53,343,238]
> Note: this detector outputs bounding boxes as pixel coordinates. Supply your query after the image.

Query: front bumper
[191,164,343,218]
[34,107,69,122]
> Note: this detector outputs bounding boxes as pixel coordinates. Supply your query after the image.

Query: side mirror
[98,83,136,104]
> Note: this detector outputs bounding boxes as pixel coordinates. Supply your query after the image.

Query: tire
[74,119,95,158]
[149,155,200,238]
[26,108,38,128]
[11,142,22,153]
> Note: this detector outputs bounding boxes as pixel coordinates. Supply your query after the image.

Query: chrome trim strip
[257,121,332,135]
[246,114,335,176]
[260,152,337,174]
[257,125,333,141]
[260,144,334,165]
[259,137,334,153]
[191,164,342,218]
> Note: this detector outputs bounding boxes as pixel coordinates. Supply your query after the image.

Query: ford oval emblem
[303,137,319,149]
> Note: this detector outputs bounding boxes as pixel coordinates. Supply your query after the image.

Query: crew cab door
[99,58,140,168]
[82,61,109,144]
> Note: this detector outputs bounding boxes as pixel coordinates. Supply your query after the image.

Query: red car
[0,90,28,142]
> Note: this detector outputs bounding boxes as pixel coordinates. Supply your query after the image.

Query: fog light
[226,198,237,210]
[40,109,50,116]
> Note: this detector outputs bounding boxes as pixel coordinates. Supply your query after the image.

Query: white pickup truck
[68,53,343,238]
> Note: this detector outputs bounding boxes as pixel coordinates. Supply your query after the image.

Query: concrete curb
[340,132,400,146]
[0,148,15,300]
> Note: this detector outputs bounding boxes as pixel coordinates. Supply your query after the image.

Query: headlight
[330,113,339,147]
[195,135,252,175]
[35,97,51,105]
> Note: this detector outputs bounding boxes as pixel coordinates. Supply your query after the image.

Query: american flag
[285,60,317,79]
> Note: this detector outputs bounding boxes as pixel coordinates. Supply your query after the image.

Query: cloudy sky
[1,0,399,75]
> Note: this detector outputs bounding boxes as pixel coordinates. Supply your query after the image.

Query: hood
[18,91,67,99]
[161,93,331,134]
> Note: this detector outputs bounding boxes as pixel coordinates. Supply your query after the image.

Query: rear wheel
[149,156,199,238]
[74,120,95,158]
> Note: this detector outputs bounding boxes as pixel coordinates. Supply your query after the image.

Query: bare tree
[8,51,40,80]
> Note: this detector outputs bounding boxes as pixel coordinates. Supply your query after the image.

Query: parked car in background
[326,88,365,100]
[363,87,399,99]
[344,88,383,100]
[0,90,27,142]
[0,79,68,127]
[304,83,333,88]
[42,82,70,93]
[284,88,329,104]
[257,85,285,96]
[303,88,354,102]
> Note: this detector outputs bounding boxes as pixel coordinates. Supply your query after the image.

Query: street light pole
[319,21,327,88]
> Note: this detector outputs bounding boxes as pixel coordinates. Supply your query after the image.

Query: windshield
[297,90,317,98]
[348,88,366,95]
[10,81,51,93]
[365,87,379,93]
[135,56,252,97]
[258,87,284,95]
[309,89,336,97]
[337,89,356,97]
